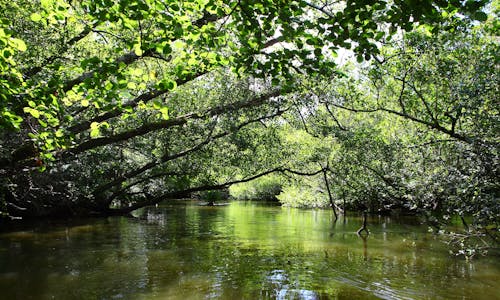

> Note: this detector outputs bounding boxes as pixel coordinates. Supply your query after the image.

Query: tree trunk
[322,169,337,221]
[357,211,369,236]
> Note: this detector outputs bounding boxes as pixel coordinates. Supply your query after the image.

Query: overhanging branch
[92,106,288,198]
[66,89,283,156]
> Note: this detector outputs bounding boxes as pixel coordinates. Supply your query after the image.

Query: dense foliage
[231,17,499,256]
[0,0,497,256]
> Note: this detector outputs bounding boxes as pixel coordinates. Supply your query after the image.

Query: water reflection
[0,201,498,299]
[264,269,319,300]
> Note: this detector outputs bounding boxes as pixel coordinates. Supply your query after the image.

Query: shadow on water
[0,200,499,299]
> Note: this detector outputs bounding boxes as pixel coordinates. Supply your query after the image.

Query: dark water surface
[0,201,499,299]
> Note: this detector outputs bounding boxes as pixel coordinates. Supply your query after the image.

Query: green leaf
[2,111,23,129]
[30,13,43,22]
[473,11,487,21]
[162,43,172,55]
[55,130,64,138]
[81,99,90,107]
[130,68,143,76]
[23,107,40,118]
[127,82,137,89]
[90,122,100,138]
[11,38,27,52]
[134,45,143,56]
[306,38,315,46]
[160,107,169,120]
[41,0,52,9]
[172,40,184,50]
[42,152,54,161]
[90,128,99,138]
[159,79,177,90]
[153,100,162,109]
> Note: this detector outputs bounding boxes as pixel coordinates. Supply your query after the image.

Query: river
[0,201,498,299]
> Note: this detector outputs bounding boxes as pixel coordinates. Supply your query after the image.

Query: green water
[0,201,498,299]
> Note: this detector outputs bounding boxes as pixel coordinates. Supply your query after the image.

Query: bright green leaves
[3,0,492,163]
[129,68,143,77]
[120,14,138,30]
[81,99,90,107]
[155,42,172,56]
[126,82,137,90]
[90,122,100,138]
[22,94,61,128]
[158,79,177,91]
[30,13,43,22]
[0,20,27,130]
[133,44,143,57]
[90,121,109,138]
[23,107,40,119]
[231,0,489,82]
[30,0,71,25]
[171,40,186,51]
[0,26,27,67]
[159,106,169,120]
[9,38,27,52]
[40,0,53,9]
[28,130,65,163]
[152,100,169,120]
[0,110,23,129]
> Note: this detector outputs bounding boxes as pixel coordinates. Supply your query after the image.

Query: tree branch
[22,22,99,79]
[324,103,347,130]
[66,71,209,134]
[92,106,288,199]
[66,89,283,156]
[110,166,285,214]
[104,171,186,205]
[328,102,473,144]
[303,1,335,18]
[58,12,220,93]
[108,162,334,214]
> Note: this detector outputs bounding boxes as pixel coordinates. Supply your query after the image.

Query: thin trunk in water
[342,190,347,217]
[357,211,369,236]
[322,169,337,221]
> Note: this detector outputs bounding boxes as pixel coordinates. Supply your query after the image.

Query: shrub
[229,175,282,201]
